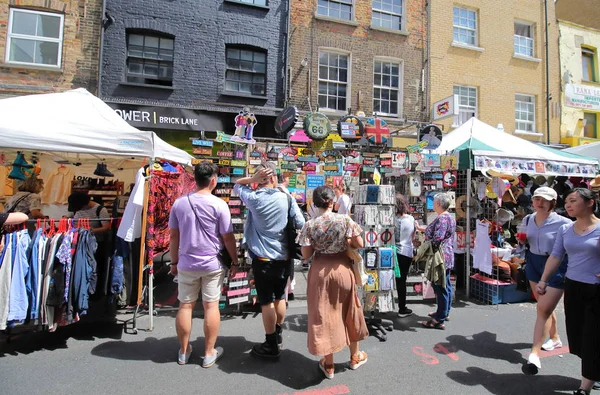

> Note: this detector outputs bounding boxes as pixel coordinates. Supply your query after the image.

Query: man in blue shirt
[234,162,305,359]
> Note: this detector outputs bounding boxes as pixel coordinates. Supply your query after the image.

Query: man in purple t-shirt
[169,162,239,368]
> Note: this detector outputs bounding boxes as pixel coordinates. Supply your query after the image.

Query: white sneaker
[178,344,192,365]
[527,353,541,374]
[541,338,562,351]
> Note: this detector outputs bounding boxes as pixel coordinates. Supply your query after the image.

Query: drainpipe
[97,0,108,97]
[283,0,291,107]
[544,0,551,144]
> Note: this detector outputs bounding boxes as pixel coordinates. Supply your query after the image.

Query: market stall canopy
[0,88,192,165]
[563,141,600,162]
[434,117,598,176]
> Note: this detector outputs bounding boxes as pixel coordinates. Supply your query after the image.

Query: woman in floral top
[418,192,456,330]
[297,186,369,379]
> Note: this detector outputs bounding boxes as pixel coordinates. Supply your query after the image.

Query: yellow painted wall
[429,0,560,143]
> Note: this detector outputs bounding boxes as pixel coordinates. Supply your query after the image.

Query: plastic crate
[470,277,501,304]
[501,284,531,303]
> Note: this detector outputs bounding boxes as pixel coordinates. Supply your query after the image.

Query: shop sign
[565,83,600,111]
[454,232,475,252]
[217,151,233,158]
[419,124,443,150]
[249,159,261,165]
[380,159,392,167]
[391,152,407,168]
[111,104,203,131]
[193,147,212,155]
[192,139,213,147]
[432,95,458,121]
[231,160,247,167]
[304,113,331,140]
[306,175,325,188]
[218,159,231,166]
[275,106,299,137]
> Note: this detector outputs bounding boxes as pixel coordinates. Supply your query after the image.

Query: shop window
[126,33,174,86]
[453,6,477,46]
[318,51,349,111]
[453,85,477,126]
[317,0,353,21]
[373,60,402,116]
[514,21,534,57]
[372,0,403,30]
[584,112,597,138]
[582,47,597,82]
[225,46,267,96]
[515,94,535,132]
[6,9,64,67]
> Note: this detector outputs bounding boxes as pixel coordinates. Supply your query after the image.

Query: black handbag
[285,194,301,273]
[187,194,233,269]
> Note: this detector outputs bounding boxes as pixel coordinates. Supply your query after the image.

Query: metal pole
[544,0,551,144]
[97,0,107,96]
[465,169,471,297]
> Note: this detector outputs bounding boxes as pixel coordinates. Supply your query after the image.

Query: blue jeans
[432,269,452,323]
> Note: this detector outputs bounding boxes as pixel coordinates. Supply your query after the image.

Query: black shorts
[252,258,289,306]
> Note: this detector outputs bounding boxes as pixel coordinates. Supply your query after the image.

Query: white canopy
[0,88,192,165]
[563,141,600,162]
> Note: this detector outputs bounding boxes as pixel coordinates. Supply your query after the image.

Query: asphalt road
[0,272,586,395]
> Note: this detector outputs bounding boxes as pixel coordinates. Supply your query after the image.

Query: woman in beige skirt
[297,186,369,379]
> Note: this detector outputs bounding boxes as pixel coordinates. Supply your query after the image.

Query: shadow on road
[438,331,529,365]
[447,366,579,394]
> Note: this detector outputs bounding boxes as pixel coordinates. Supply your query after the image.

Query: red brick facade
[288,0,427,124]
[0,0,102,97]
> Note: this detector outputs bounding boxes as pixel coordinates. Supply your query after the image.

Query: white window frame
[515,94,535,133]
[316,0,353,21]
[453,85,477,127]
[372,57,403,117]
[5,8,64,68]
[453,6,477,47]
[514,21,534,58]
[318,49,350,112]
[372,0,404,31]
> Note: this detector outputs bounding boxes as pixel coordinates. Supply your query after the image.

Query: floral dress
[424,213,456,269]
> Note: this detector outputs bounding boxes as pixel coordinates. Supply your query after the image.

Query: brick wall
[0,0,102,97]
[100,0,287,108]
[288,0,427,123]
[429,0,561,143]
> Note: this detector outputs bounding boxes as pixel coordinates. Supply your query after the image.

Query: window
[6,9,64,67]
[453,85,477,126]
[584,112,597,138]
[232,0,267,5]
[317,0,352,21]
[582,48,596,82]
[225,46,266,96]
[126,33,174,86]
[373,60,401,116]
[318,51,349,111]
[515,94,535,132]
[453,7,477,46]
[372,0,403,30]
[514,22,534,57]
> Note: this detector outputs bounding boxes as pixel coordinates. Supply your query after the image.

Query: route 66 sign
[303,112,331,141]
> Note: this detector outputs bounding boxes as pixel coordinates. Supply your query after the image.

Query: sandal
[349,351,368,370]
[319,358,334,379]
[422,319,445,330]
[428,312,450,321]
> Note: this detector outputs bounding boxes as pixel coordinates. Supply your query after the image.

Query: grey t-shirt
[5,192,41,215]
[551,222,600,285]
[74,204,109,241]
[525,212,572,255]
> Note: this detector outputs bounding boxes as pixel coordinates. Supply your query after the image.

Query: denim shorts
[251,258,289,305]
[525,251,568,289]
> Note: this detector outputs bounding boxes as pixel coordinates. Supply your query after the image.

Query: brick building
[0,0,102,98]
[429,0,561,143]
[100,0,288,146]
[287,0,428,141]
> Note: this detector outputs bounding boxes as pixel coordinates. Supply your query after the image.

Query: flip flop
[422,319,445,330]
[202,346,224,368]
[428,312,450,321]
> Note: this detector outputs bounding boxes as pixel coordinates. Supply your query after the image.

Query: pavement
[0,268,587,395]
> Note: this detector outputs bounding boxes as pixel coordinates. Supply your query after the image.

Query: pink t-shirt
[168,193,233,272]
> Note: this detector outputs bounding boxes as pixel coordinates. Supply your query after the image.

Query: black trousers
[395,253,413,310]
[564,278,600,381]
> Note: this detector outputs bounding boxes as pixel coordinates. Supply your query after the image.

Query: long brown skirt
[307,253,369,356]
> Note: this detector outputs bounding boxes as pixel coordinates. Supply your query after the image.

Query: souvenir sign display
[418,124,443,150]
[365,117,390,145]
[232,110,257,144]
[391,152,407,168]
[192,139,213,147]
[440,154,459,170]
[364,271,379,291]
[474,156,597,177]
[364,249,378,269]
[338,115,364,142]
[407,140,429,153]
[193,147,212,155]
[216,131,243,145]
[423,153,441,167]
[275,106,299,137]
[379,248,394,268]
[443,171,458,187]
[304,112,331,140]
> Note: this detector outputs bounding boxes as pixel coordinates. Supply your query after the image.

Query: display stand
[353,184,396,341]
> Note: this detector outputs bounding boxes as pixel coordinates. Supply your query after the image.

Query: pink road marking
[276,384,351,395]
[411,346,440,365]
[539,347,570,359]
[433,343,460,361]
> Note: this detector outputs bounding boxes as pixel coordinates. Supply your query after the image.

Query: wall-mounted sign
[111,104,204,131]
[217,150,233,157]
[565,83,600,111]
[193,147,212,155]
[338,115,364,142]
[218,159,231,166]
[231,160,247,167]
[432,95,458,121]
[391,152,407,168]
[275,106,299,137]
[418,124,443,150]
[192,139,213,147]
[304,113,331,140]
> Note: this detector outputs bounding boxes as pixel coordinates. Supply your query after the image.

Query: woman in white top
[394,194,416,317]
[334,183,352,215]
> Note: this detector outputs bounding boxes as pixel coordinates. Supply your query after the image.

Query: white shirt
[395,215,415,257]
[117,167,146,242]
[336,194,352,215]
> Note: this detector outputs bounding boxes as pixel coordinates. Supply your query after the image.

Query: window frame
[452,85,477,127]
[583,112,598,139]
[582,47,597,83]
[126,32,175,87]
[452,6,478,47]
[372,57,403,117]
[514,94,536,133]
[371,0,404,31]
[514,21,534,58]
[317,49,350,112]
[316,0,354,22]
[5,8,65,68]
[224,45,268,97]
